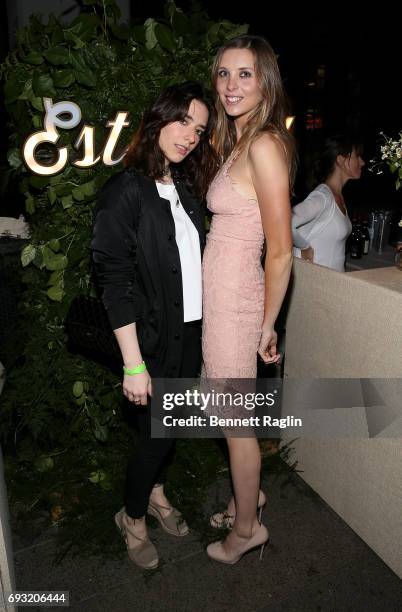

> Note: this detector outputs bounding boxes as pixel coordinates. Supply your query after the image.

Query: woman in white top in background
[292,135,364,272]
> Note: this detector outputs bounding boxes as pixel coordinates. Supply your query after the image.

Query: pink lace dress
[202,156,265,379]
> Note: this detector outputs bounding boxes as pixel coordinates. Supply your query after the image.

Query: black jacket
[91,168,205,377]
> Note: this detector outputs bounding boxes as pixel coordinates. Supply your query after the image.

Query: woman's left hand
[301,246,314,262]
[258,326,280,365]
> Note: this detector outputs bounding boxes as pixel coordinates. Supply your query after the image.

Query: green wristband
[123,361,147,375]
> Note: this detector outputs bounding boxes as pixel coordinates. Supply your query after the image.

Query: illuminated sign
[23,98,296,175]
[23,98,129,176]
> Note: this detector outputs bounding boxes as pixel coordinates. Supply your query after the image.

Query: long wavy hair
[124,81,219,199]
[211,35,296,188]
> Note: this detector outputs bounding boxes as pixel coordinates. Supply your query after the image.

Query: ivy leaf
[48,269,64,285]
[88,470,106,484]
[4,76,24,103]
[33,247,44,269]
[54,183,72,197]
[43,247,68,271]
[30,175,49,189]
[51,28,65,46]
[69,51,87,72]
[144,18,158,50]
[32,72,57,97]
[7,148,23,169]
[225,23,249,38]
[99,475,113,491]
[25,196,35,214]
[29,94,44,112]
[74,69,97,87]
[34,456,54,472]
[68,14,99,41]
[64,13,101,48]
[53,69,76,88]
[48,186,57,205]
[61,195,73,209]
[43,46,70,65]
[32,115,42,129]
[72,186,85,201]
[206,23,222,45]
[22,51,44,65]
[49,175,64,185]
[85,401,98,419]
[82,180,95,197]
[18,78,33,101]
[64,31,86,49]
[93,423,108,442]
[73,381,84,397]
[47,254,68,272]
[21,244,37,267]
[48,238,60,252]
[47,282,64,301]
[155,23,176,52]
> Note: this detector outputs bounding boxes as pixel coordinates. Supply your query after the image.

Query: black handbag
[65,170,142,367]
[65,293,122,365]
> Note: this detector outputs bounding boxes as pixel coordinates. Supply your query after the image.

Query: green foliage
[0,0,249,543]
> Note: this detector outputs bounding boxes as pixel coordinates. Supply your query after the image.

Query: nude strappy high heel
[206,523,269,564]
[210,490,267,529]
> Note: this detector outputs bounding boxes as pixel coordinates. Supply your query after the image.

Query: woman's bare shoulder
[248,132,286,162]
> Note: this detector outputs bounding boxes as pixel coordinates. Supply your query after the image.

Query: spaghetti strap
[223,149,241,175]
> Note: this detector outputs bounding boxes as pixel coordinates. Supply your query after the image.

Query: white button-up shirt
[156,181,202,322]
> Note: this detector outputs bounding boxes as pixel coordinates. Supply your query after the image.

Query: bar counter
[283,257,402,578]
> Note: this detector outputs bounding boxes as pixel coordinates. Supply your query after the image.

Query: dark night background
[132,1,401,212]
[1,0,401,213]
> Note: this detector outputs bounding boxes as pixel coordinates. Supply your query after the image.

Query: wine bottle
[361,223,370,255]
[349,224,364,259]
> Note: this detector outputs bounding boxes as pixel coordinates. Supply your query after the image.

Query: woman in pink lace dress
[202,35,296,564]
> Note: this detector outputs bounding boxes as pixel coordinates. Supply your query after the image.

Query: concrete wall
[283,259,402,578]
[0,448,15,612]
[0,363,15,612]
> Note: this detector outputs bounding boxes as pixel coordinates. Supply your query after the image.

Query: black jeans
[125,321,201,518]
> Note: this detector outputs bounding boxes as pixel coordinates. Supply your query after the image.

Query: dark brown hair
[124,81,219,199]
[316,134,364,182]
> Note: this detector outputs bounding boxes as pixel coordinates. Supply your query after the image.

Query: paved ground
[13,472,402,611]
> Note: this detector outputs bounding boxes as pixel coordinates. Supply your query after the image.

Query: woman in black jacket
[91,82,218,569]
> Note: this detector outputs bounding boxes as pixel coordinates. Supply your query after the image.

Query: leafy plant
[0,0,249,545]
[369,131,402,190]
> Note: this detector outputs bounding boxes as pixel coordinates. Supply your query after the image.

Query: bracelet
[123,361,147,375]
